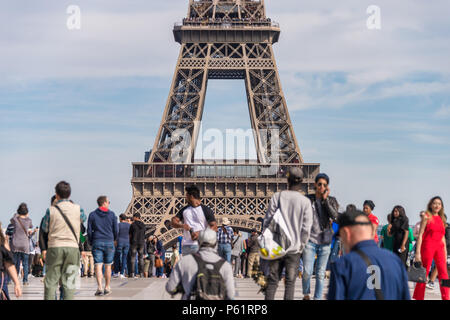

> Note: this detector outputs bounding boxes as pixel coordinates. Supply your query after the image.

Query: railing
[174,19,279,28]
[132,162,320,181]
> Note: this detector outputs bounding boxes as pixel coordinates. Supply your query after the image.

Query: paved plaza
[8,276,443,300]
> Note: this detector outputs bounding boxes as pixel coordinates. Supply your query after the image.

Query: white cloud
[435,105,450,118]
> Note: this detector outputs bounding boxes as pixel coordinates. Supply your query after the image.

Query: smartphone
[441,279,450,288]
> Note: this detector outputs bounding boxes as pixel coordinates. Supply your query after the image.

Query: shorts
[92,241,115,265]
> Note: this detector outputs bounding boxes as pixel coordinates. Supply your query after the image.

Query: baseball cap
[287,167,304,181]
[336,208,372,234]
[198,228,217,246]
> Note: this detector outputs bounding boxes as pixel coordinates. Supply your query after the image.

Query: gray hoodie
[263,190,313,255]
[166,246,235,300]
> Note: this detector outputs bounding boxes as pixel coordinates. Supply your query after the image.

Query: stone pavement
[8,275,443,300]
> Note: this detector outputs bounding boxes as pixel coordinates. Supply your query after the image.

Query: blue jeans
[114,242,129,275]
[218,243,232,263]
[327,238,341,270]
[182,244,199,256]
[302,241,331,300]
[92,241,115,265]
[13,252,30,283]
[156,267,164,277]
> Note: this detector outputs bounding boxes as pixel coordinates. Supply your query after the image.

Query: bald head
[339,215,374,253]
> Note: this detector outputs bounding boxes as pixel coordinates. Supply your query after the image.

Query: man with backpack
[263,167,313,300]
[40,181,86,300]
[165,228,235,300]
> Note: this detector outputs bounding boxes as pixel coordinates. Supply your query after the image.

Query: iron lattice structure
[124,0,320,248]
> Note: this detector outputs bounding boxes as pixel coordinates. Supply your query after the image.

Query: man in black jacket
[301,173,340,300]
[128,213,146,278]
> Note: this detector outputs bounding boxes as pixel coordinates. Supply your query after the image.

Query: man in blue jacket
[328,207,410,300]
[87,196,118,296]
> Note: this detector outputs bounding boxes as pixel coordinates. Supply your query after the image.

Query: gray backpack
[191,253,226,300]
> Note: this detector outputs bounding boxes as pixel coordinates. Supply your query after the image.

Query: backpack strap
[192,253,207,274]
[354,249,385,300]
[213,258,226,273]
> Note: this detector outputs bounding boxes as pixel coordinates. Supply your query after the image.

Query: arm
[40,210,51,258]
[113,214,118,242]
[327,262,345,300]
[87,213,93,245]
[5,260,22,298]
[415,215,429,262]
[300,200,313,253]
[443,236,447,259]
[400,229,409,252]
[323,196,340,221]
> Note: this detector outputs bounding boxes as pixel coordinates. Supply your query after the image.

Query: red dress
[413,215,449,300]
[368,213,379,243]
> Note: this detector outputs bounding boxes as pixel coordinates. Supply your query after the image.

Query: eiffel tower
[125,0,320,247]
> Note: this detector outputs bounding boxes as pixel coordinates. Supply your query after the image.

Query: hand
[183,224,191,231]
[191,231,200,241]
[323,187,330,200]
[114,241,117,247]
[15,284,22,298]
[415,253,421,263]
[400,246,406,253]
[81,251,87,259]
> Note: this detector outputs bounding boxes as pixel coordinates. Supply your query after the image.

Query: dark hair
[186,185,201,200]
[97,196,108,207]
[346,204,357,212]
[427,196,446,227]
[391,205,407,219]
[119,214,127,221]
[17,203,29,216]
[315,173,330,184]
[55,181,71,199]
[387,213,392,224]
[133,212,141,219]
[51,195,56,205]
[363,200,375,211]
[0,224,5,246]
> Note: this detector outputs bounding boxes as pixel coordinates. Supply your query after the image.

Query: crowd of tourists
[1,170,450,300]
[0,181,175,300]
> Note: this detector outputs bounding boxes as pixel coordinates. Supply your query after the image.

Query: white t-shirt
[181,206,208,246]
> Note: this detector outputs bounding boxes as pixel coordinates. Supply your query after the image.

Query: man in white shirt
[171,185,217,256]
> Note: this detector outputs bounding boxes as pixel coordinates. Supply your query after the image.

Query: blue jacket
[87,208,118,244]
[328,240,411,300]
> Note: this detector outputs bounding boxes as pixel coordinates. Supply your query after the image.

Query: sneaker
[120,274,126,279]
[88,273,93,278]
[426,281,435,290]
[95,289,104,296]
[103,288,112,296]
[303,295,311,300]
[113,273,119,278]
[128,273,135,279]
[23,281,29,286]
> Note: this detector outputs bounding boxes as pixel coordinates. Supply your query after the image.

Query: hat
[222,217,231,226]
[315,173,330,184]
[287,167,304,182]
[336,208,372,234]
[198,228,217,246]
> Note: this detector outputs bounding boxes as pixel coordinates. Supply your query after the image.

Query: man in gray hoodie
[263,167,313,300]
[166,228,235,300]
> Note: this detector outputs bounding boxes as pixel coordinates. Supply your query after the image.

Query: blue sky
[1,0,450,228]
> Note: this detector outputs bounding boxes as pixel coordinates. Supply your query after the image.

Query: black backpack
[191,253,226,300]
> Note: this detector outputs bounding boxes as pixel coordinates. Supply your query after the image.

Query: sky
[1,0,450,228]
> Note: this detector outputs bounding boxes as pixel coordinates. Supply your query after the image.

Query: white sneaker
[120,274,126,279]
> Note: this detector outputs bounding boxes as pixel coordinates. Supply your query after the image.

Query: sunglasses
[317,183,328,187]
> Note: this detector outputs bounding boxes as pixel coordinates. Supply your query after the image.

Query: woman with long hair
[1,223,22,300]
[413,196,449,300]
[389,205,410,268]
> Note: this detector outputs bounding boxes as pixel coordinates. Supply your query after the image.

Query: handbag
[155,257,163,268]
[258,192,292,260]
[407,261,427,283]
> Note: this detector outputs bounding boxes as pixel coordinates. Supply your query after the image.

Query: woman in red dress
[413,196,449,300]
